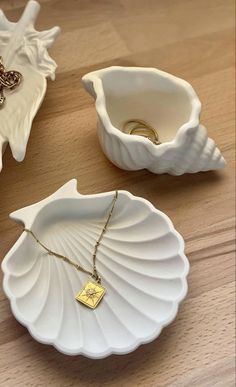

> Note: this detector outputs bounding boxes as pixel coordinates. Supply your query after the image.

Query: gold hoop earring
[123,119,161,145]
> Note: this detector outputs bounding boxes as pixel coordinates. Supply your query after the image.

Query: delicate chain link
[0,56,23,107]
[24,191,118,283]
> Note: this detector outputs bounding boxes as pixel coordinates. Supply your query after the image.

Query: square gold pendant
[75,281,106,309]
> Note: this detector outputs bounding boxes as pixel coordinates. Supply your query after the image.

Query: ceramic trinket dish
[83,66,226,175]
[0,0,60,172]
[2,179,189,358]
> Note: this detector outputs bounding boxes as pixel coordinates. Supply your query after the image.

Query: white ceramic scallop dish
[2,180,189,358]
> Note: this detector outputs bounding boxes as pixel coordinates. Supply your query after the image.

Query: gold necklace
[24,190,118,309]
[0,56,23,107]
[123,119,161,145]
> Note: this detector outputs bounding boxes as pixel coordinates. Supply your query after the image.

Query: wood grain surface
[0,1,235,386]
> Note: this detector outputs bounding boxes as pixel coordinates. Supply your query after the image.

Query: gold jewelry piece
[123,119,161,145]
[0,56,23,107]
[76,281,106,309]
[24,190,118,309]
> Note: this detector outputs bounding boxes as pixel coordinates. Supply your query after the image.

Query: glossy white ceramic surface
[0,0,60,172]
[2,180,189,358]
[83,66,226,175]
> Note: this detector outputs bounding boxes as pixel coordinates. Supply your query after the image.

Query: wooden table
[0,1,235,386]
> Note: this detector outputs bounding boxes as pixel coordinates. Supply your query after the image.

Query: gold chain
[0,56,23,107]
[24,191,118,284]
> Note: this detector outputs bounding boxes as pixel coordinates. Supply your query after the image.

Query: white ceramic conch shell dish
[2,179,189,358]
[0,0,60,172]
[83,66,226,175]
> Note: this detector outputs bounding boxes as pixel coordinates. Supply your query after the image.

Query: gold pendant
[75,281,106,309]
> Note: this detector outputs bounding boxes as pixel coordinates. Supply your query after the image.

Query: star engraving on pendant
[85,287,101,305]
